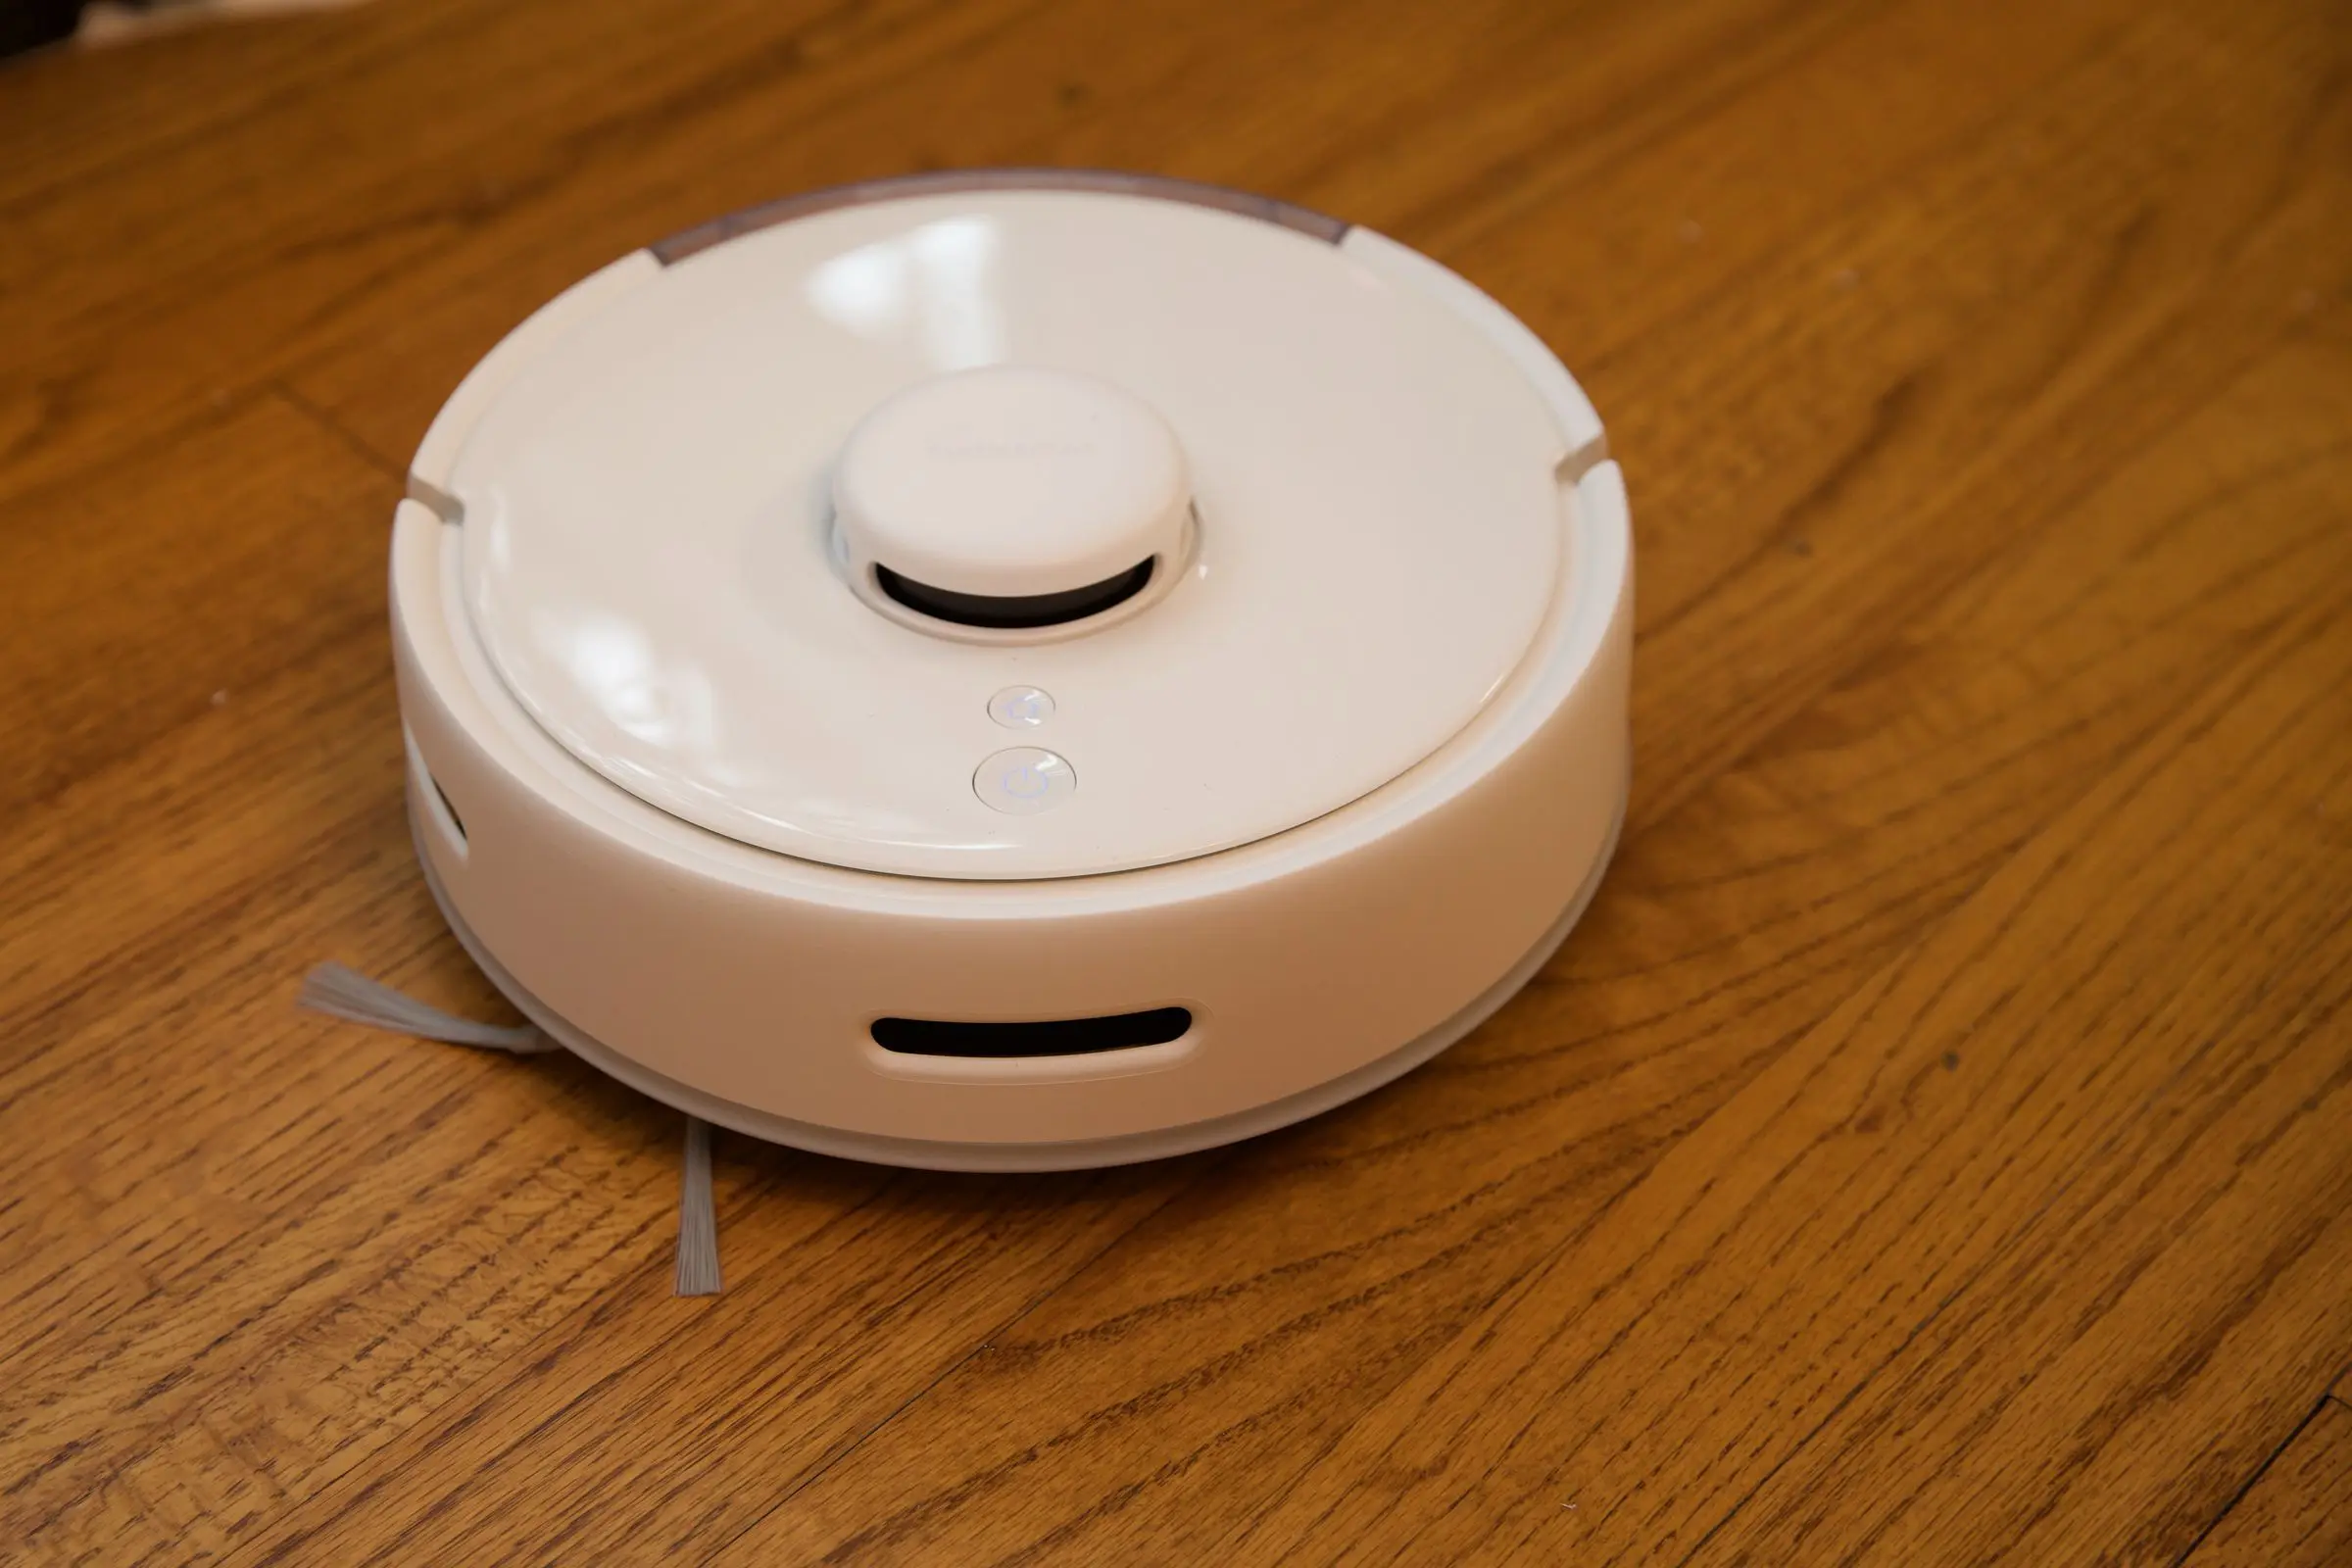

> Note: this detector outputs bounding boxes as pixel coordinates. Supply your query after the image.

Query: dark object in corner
[2,0,86,58]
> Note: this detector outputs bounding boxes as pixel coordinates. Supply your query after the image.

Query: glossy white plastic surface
[834,365,1190,600]
[392,174,1634,1166]
[413,798,1620,1170]
[392,458,1628,1155]
[447,191,1568,879]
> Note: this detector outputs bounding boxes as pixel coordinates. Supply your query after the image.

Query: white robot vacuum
[388,171,1632,1172]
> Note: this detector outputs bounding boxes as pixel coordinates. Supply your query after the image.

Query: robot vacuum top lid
[449,182,1577,880]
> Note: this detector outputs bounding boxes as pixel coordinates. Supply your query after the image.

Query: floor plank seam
[269,380,407,482]
[2166,1392,2336,1567]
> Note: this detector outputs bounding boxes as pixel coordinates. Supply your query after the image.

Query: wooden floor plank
[0,0,998,505]
[0,393,394,818]
[2182,1398,2352,1568]
[1601,0,2348,814]
[0,0,461,213]
[1675,626,2352,1566]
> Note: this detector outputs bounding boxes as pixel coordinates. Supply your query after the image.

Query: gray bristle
[673,1116,723,1297]
[298,962,555,1054]
[301,963,724,1295]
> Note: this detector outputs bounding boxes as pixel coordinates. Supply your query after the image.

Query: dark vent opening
[876,557,1154,630]
[871,1006,1193,1058]
[429,773,466,846]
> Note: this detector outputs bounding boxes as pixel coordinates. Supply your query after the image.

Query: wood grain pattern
[2,0,2347,1563]
[2181,1398,2352,1568]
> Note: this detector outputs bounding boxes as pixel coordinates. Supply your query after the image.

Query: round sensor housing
[836,365,1194,636]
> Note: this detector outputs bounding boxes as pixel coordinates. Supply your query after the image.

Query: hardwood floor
[3,0,2348,1561]
[2180,1397,2352,1568]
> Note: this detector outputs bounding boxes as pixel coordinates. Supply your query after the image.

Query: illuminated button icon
[974,747,1075,814]
[988,685,1055,729]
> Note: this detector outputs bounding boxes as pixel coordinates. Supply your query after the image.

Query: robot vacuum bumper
[390,171,1633,1171]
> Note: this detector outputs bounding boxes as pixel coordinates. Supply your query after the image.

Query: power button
[974,747,1076,815]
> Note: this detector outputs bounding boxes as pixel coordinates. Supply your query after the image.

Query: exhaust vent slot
[405,731,469,859]
[429,774,467,847]
[871,1006,1192,1058]
[873,557,1155,630]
